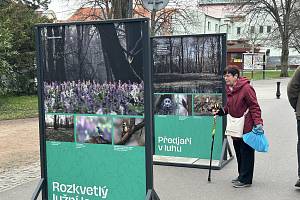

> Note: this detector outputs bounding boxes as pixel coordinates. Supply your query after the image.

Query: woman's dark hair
[224,65,240,78]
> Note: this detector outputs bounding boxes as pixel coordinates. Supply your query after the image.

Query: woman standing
[214,66,263,188]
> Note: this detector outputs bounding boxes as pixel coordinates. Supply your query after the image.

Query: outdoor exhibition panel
[151,34,231,168]
[34,18,156,200]
[243,53,265,70]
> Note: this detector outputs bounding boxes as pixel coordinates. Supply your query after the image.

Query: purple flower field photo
[44,80,144,115]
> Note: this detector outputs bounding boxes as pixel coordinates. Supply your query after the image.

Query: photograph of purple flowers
[41,22,145,116]
[45,114,74,142]
[154,94,192,116]
[76,116,112,145]
[113,118,145,146]
[193,94,222,116]
[44,81,144,115]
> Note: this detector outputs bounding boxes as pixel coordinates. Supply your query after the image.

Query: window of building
[228,25,232,34]
[231,53,243,63]
[267,26,271,33]
[237,27,241,34]
[215,24,218,32]
[259,26,264,33]
[208,21,211,31]
[250,26,255,33]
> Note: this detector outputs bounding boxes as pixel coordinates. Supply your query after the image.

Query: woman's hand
[255,124,264,131]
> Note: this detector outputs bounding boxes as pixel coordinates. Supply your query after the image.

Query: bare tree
[67,0,194,36]
[235,0,300,77]
[67,0,133,20]
[290,2,300,53]
[134,0,194,36]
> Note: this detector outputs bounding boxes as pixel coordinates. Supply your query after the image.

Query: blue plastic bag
[242,126,269,152]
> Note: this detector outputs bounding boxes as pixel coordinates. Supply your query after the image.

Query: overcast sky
[47,0,83,20]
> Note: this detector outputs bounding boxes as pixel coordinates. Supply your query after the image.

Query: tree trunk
[96,23,141,82]
[280,37,289,77]
[54,26,66,81]
[54,115,58,130]
[76,25,83,80]
[150,11,156,36]
[46,27,55,81]
[125,22,143,79]
[169,37,173,73]
[217,36,222,75]
[181,37,184,74]
[112,0,129,19]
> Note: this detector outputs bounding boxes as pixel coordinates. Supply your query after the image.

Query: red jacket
[224,77,263,133]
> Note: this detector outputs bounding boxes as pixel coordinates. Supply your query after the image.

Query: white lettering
[86,187,93,195]
[158,145,163,151]
[53,182,60,192]
[52,182,109,199]
[60,184,67,193]
[158,137,164,143]
[156,136,192,146]
[101,186,108,199]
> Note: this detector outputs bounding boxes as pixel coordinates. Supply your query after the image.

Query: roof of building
[68,7,104,21]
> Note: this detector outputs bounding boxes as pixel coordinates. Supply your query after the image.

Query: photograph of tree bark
[41,21,145,115]
[45,114,74,142]
[152,35,223,93]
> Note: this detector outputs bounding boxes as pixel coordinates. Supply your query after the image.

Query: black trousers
[233,138,255,184]
[297,120,300,178]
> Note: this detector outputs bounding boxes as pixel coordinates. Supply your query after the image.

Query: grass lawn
[242,70,295,80]
[0,95,38,120]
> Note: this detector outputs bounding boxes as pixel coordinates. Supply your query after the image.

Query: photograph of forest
[113,118,145,146]
[193,94,222,116]
[76,116,112,145]
[154,94,192,116]
[40,21,145,115]
[45,114,74,142]
[152,35,224,93]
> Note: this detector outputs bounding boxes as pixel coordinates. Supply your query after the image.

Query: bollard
[276,81,281,99]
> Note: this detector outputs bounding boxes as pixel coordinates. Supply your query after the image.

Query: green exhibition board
[36,19,151,200]
[152,34,225,161]
[46,141,145,200]
[154,115,222,160]
[45,114,146,200]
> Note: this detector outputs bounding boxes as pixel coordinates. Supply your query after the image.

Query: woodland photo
[45,114,74,142]
[41,21,145,115]
[113,118,145,146]
[193,94,222,116]
[76,116,112,145]
[152,35,224,93]
[154,94,192,116]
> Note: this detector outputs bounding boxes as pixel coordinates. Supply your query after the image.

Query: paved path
[0,78,300,200]
[0,118,40,193]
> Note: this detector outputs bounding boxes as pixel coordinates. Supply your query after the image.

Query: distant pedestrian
[287,66,300,188]
[213,66,263,188]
